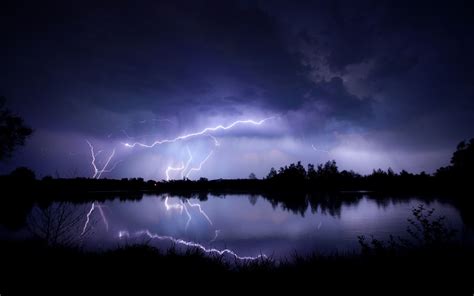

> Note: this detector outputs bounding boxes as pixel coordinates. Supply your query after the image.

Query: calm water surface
[1,193,470,260]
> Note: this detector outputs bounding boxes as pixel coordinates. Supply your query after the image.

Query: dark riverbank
[1,196,472,293]
[1,171,473,202]
[2,169,472,195]
[2,140,473,219]
[1,239,472,294]
[2,170,474,231]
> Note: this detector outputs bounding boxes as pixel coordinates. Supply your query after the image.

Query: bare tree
[27,202,94,247]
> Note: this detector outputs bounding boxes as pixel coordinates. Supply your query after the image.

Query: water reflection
[0,193,469,259]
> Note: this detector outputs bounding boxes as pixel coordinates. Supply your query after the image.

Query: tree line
[262,138,473,191]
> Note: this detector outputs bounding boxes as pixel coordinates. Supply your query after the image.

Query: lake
[1,193,471,260]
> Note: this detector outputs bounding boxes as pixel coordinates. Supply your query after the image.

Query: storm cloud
[1,0,473,178]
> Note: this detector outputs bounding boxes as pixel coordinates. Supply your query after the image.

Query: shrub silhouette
[358,205,457,254]
[27,202,92,247]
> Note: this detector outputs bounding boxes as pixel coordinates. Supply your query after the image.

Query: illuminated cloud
[1,1,473,177]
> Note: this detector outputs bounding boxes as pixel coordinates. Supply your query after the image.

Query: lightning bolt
[164,147,214,180]
[118,230,266,261]
[185,150,214,179]
[164,197,184,213]
[182,201,192,232]
[87,140,101,179]
[181,146,193,179]
[163,158,187,220]
[82,141,117,236]
[187,200,213,226]
[149,146,248,259]
[163,148,214,231]
[163,152,192,228]
[207,134,220,147]
[124,117,274,148]
[82,117,272,260]
[209,229,220,243]
[162,145,216,232]
[312,144,329,154]
[165,162,185,181]
[87,140,117,179]
[81,203,95,235]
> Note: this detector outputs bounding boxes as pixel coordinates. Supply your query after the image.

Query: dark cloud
[270,0,474,149]
[1,0,473,176]
[1,1,370,130]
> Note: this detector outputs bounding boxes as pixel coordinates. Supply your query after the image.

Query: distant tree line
[1,138,474,231]
[263,160,431,191]
[261,138,474,192]
[1,94,473,194]
[2,138,473,196]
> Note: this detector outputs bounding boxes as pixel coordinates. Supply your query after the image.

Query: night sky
[1,0,473,179]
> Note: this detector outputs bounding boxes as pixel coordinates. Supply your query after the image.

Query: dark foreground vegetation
[1,206,473,294]
[1,241,472,294]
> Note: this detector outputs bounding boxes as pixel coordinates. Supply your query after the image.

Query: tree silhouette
[435,138,474,181]
[0,96,33,161]
[10,166,36,180]
[266,167,277,179]
[27,202,91,247]
[450,138,474,174]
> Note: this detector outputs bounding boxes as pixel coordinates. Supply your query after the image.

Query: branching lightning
[83,117,273,260]
[210,230,220,243]
[81,141,118,236]
[187,200,213,226]
[163,148,214,231]
[118,230,266,261]
[123,117,274,148]
[164,147,214,180]
[139,143,266,260]
[165,162,185,181]
[164,197,184,213]
[185,150,214,179]
[87,140,117,179]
